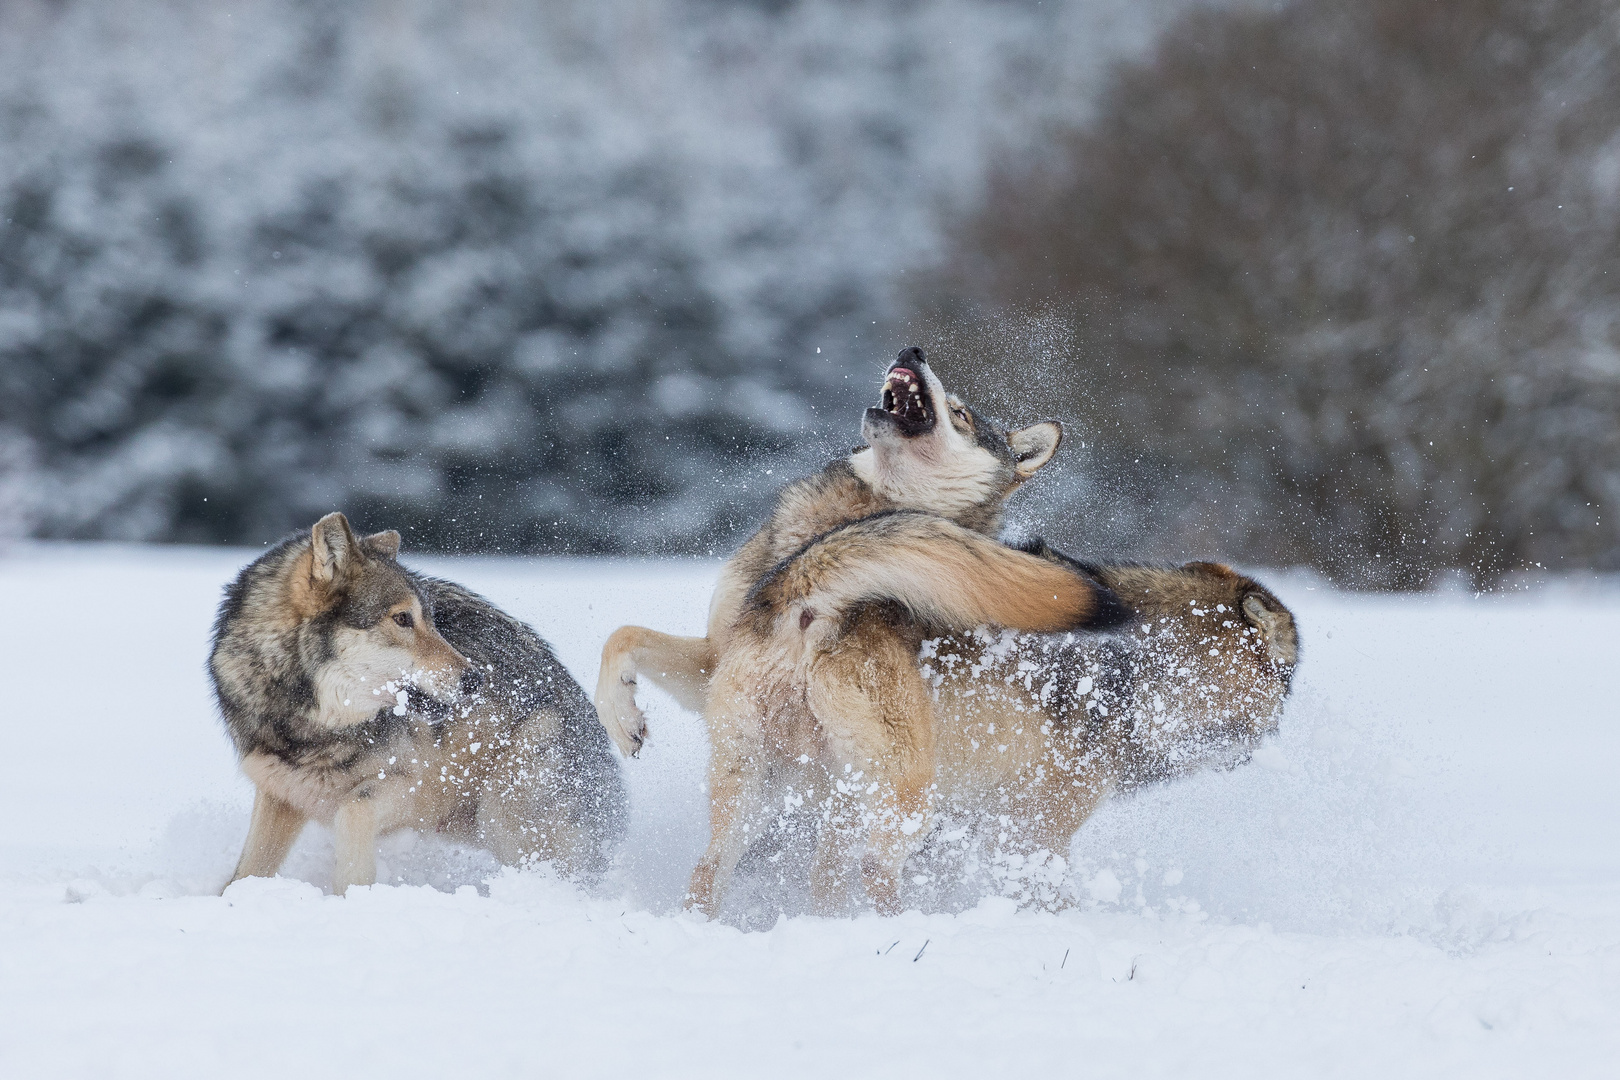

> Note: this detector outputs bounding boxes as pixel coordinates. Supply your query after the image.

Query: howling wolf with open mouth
[211,512,625,894]
[589,347,1127,915]
[593,346,1119,759]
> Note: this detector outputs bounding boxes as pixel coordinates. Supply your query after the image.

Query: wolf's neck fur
[704,453,1008,647]
[846,447,1002,527]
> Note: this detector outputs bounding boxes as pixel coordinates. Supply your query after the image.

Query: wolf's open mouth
[877,365,934,434]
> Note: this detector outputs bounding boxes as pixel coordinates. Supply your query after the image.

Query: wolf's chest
[237,720,435,821]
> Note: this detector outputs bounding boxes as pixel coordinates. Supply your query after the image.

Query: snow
[1,544,1618,1078]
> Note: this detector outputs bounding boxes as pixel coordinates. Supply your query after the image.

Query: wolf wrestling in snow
[592,347,1105,756]
[716,518,1298,913]
[595,348,1299,916]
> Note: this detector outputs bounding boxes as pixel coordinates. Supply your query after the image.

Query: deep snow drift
[0,544,1617,1078]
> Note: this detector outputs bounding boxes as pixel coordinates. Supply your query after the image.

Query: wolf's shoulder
[418,577,552,658]
[416,575,587,712]
[761,457,890,552]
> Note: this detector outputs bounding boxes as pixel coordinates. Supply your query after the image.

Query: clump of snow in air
[1,547,1617,1076]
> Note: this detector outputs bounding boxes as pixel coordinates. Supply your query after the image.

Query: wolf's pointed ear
[1242,593,1290,653]
[310,512,363,588]
[1010,421,1062,479]
[363,530,401,559]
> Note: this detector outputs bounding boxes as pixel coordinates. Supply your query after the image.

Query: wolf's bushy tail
[744,512,1130,635]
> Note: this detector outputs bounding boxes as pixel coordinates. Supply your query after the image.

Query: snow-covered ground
[1,543,1617,1078]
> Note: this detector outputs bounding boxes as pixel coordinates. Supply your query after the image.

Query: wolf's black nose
[895,346,926,368]
[459,666,485,696]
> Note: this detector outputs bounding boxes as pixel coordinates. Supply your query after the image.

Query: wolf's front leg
[808,786,862,916]
[684,678,767,918]
[331,795,379,895]
[595,627,715,757]
[226,789,307,889]
[1021,756,1117,861]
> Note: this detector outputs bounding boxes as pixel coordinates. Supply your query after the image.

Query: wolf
[697,514,1296,914]
[211,512,625,894]
[903,551,1297,909]
[592,347,1087,758]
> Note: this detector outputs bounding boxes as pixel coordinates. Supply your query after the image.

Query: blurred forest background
[1,0,1614,587]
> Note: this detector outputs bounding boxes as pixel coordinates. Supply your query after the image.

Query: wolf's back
[424,577,628,851]
[744,512,1130,636]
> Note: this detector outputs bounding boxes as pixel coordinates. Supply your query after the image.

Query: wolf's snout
[893,346,926,371]
[459,665,485,697]
[874,347,935,435]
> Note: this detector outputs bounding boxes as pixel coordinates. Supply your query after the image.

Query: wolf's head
[1107,561,1299,783]
[288,512,478,728]
[849,347,1062,529]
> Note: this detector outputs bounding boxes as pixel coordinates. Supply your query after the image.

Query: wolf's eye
[951,405,971,427]
[393,611,414,629]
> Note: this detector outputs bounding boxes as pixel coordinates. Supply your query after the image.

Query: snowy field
[1,543,1617,1078]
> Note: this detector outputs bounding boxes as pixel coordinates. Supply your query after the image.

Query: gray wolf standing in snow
[593,346,1090,757]
[705,518,1297,915]
[211,512,625,894]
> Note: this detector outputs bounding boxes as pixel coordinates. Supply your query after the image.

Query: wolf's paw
[861,853,907,917]
[684,864,720,919]
[593,672,649,758]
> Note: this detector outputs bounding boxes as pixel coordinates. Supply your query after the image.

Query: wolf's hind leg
[595,627,714,757]
[999,761,1116,910]
[226,789,306,889]
[476,781,593,879]
[331,796,379,895]
[807,614,936,917]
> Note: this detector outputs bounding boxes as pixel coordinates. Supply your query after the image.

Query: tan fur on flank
[685,519,1128,917]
